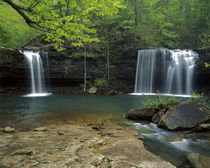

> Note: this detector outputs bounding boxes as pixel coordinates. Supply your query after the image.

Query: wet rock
[187,153,210,168]
[34,127,48,131]
[168,137,182,142]
[106,89,118,95]
[126,107,154,120]
[199,124,210,131]
[158,102,209,130]
[192,123,210,132]
[88,87,97,94]
[152,110,165,123]
[0,123,175,168]
[2,126,15,133]
[102,139,175,168]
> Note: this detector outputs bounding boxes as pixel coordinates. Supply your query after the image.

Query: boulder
[126,107,154,120]
[187,153,210,168]
[88,87,97,94]
[158,102,209,130]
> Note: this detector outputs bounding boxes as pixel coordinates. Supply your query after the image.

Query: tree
[2,0,125,51]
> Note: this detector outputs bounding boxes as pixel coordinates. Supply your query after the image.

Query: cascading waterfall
[134,50,157,93]
[133,49,198,97]
[22,51,51,97]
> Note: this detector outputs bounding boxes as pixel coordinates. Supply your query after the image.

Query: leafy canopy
[1,0,125,51]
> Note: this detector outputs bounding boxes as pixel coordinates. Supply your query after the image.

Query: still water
[0,94,210,167]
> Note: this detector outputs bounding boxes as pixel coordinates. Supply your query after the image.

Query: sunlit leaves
[12,0,125,51]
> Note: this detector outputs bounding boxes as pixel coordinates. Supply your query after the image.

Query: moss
[14,149,33,156]
[89,143,96,149]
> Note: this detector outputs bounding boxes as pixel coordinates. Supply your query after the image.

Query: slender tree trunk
[134,0,138,42]
[65,0,70,16]
[107,35,110,80]
[84,43,87,92]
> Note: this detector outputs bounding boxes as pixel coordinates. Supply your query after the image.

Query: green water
[0,94,210,167]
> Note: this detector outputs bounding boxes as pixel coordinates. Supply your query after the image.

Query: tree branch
[2,0,35,25]
[2,0,52,32]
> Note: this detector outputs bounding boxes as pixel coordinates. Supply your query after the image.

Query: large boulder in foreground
[187,153,210,168]
[126,107,154,120]
[158,102,209,130]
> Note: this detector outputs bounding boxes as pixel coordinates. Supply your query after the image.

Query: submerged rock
[158,102,209,130]
[187,153,210,168]
[126,107,154,120]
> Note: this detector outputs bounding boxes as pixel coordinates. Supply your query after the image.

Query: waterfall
[134,50,157,93]
[133,49,198,97]
[22,51,51,97]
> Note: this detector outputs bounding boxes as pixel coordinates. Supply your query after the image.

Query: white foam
[23,93,52,97]
[129,93,194,98]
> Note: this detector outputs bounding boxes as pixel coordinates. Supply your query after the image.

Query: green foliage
[142,91,178,107]
[0,3,39,47]
[89,143,96,149]
[2,0,125,51]
[1,0,209,50]
[94,79,108,88]
[189,90,210,111]
[204,62,210,68]
[14,149,33,156]
[199,32,210,48]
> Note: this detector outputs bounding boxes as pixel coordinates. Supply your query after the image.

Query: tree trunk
[106,34,110,80]
[84,43,87,92]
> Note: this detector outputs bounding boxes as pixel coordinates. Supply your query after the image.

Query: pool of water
[0,94,210,167]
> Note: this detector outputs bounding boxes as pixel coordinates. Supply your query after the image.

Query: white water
[134,49,198,96]
[132,122,210,156]
[22,51,51,97]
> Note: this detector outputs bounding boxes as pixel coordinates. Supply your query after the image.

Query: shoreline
[0,122,176,168]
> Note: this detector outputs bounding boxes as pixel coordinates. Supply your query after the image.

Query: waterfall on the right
[134,49,198,96]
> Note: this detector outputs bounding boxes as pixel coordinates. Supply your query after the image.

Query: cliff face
[0,46,209,95]
[0,47,28,94]
[194,48,210,94]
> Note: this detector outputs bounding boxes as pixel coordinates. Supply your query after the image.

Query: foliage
[204,62,210,68]
[1,0,125,50]
[1,0,209,50]
[199,32,210,48]
[14,149,33,156]
[189,90,210,111]
[94,79,108,88]
[0,3,39,47]
[142,91,179,107]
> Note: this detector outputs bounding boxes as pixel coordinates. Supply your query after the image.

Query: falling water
[22,51,51,97]
[134,50,157,93]
[133,49,198,96]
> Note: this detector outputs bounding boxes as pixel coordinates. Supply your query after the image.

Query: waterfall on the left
[22,51,51,97]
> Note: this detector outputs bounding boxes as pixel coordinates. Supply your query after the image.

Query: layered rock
[0,123,175,168]
[0,47,28,95]
[0,46,210,95]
